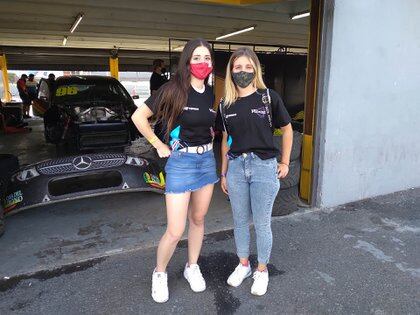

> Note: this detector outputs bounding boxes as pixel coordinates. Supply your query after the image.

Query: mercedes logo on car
[73,156,93,170]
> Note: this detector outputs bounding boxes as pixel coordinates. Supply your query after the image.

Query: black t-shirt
[216,89,291,159]
[150,72,168,93]
[145,85,216,147]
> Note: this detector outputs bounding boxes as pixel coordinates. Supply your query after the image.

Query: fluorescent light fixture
[173,45,184,51]
[291,11,310,20]
[216,26,255,41]
[62,36,68,46]
[70,12,84,33]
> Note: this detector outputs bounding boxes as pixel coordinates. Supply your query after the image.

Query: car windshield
[53,80,131,106]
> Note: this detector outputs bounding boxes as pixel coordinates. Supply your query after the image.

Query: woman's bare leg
[187,184,214,265]
[156,192,191,272]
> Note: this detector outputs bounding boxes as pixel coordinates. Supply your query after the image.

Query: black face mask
[232,71,255,88]
[160,67,166,74]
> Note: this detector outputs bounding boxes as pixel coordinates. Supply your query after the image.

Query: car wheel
[44,107,63,144]
[45,124,63,144]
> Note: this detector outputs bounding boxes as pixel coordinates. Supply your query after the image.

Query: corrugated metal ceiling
[0,0,310,51]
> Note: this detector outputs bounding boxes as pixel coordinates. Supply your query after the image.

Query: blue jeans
[226,153,280,264]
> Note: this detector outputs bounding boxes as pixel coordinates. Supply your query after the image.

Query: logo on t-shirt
[251,107,267,118]
[183,107,199,111]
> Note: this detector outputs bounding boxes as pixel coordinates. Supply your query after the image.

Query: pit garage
[0,0,322,277]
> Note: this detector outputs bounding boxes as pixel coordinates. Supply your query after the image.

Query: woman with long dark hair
[132,38,218,303]
[217,47,293,296]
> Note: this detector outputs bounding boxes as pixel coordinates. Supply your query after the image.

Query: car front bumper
[2,153,165,216]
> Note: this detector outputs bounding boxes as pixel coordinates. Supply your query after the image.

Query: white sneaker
[183,263,206,292]
[152,269,169,303]
[251,270,269,296]
[227,263,252,287]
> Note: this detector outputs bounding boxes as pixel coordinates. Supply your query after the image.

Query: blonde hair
[224,47,266,106]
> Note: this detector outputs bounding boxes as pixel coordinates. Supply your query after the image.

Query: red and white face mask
[190,62,213,80]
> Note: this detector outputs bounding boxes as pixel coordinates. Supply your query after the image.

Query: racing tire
[44,124,63,144]
[280,159,301,190]
[275,130,303,162]
[272,185,299,217]
[43,107,63,144]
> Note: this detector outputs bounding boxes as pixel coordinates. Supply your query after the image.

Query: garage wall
[213,51,306,114]
[317,0,420,207]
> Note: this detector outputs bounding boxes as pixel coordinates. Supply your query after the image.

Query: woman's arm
[220,131,230,194]
[131,104,171,158]
[277,123,293,178]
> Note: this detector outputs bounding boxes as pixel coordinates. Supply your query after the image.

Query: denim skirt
[164,150,219,194]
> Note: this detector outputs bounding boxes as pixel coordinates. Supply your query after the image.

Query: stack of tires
[0,154,20,236]
[272,131,303,216]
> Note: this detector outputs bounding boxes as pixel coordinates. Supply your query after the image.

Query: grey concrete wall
[317,0,420,207]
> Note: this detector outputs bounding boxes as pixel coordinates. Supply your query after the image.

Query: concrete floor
[0,118,56,165]
[0,119,234,278]
[0,188,418,314]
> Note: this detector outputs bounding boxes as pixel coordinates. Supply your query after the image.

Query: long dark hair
[155,38,213,141]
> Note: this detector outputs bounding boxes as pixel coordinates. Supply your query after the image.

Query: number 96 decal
[55,86,79,97]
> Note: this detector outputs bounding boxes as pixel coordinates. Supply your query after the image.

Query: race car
[38,75,140,151]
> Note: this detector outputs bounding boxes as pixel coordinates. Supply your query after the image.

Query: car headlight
[125,156,149,167]
[12,167,40,182]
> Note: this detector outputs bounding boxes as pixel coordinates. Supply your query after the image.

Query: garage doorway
[0,0,327,276]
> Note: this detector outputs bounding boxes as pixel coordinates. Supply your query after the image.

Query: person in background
[150,60,169,140]
[150,59,168,95]
[26,74,38,103]
[16,74,31,118]
[48,73,55,90]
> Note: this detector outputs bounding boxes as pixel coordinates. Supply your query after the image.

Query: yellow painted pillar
[0,54,11,102]
[300,134,313,201]
[109,56,119,80]
[299,0,323,203]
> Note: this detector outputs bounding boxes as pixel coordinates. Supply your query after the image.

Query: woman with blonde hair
[217,47,293,296]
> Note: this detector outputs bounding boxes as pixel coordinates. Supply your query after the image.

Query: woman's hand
[221,176,229,195]
[155,142,171,158]
[277,163,289,179]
